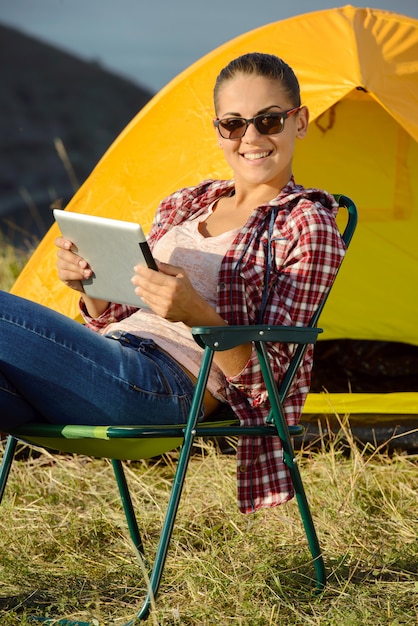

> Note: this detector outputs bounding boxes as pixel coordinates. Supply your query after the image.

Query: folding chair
[0,195,357,625]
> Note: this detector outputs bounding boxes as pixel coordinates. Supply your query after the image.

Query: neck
[231,183,283,211]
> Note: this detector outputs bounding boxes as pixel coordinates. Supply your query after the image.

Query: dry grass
[0,433,417,625]
[0,246,417,625]
[0,238,29,292]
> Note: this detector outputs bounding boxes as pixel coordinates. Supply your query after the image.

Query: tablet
[54,209,157,308]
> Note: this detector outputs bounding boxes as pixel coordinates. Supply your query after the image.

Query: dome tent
[11,5,418,444]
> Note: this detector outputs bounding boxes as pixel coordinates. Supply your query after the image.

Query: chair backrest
[312,194,357,327]
[277,194,358,404]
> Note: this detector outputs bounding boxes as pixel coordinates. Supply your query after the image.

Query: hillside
[0,23,153,246]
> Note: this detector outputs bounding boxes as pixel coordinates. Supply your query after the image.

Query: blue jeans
[0,291,200,429]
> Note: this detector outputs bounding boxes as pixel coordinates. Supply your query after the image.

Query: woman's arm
[132,260,252,377]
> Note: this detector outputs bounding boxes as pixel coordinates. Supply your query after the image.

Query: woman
[0,53,345,513]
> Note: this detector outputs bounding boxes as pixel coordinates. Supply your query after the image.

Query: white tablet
[54,209,157,308]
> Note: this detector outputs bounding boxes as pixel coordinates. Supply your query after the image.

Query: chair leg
[272,427,327,591]
[285,456,327,592]
[11,448,181,626]
[111,459,144,555]
[0,435,18,504]
[130,419,200,621]
[256,342,327,592]
[2,431,200,626]
[131,346,215,622]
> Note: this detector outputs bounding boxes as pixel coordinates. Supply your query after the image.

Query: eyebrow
[220,105,284,117]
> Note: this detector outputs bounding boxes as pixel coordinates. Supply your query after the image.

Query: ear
[296,106,309,139]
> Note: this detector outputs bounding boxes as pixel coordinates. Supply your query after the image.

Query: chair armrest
[192,325,322,351]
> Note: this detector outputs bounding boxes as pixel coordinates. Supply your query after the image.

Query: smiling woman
[1,52,346,515]
[9,2,418,462]
[213,70,308,199]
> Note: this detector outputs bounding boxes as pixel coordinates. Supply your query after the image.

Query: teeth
[243,151,269,160]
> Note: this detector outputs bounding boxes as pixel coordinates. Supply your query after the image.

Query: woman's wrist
[183,295,227,330]
[80,296,110,319]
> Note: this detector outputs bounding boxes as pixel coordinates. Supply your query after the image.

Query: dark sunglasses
[213,107,301,140]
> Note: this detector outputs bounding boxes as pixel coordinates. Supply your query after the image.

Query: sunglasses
[213,107,301,140]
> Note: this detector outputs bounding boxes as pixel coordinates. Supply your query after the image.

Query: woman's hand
[55,236,91,293]
[132,261,252,377]
[132,261,212,326]
[55,237,109,317]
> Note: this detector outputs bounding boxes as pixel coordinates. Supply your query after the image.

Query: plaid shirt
[83,178,346,514]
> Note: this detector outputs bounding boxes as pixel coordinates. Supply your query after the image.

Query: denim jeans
[0,291,199,429]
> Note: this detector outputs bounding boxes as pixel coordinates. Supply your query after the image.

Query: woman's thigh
[0,291,196,428]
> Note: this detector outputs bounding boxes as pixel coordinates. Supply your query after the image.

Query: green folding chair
[0,195,357,625]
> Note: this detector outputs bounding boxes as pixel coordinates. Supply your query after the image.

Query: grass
[0,434,417,625]
[0,237,30,291]
[0,247,417,625]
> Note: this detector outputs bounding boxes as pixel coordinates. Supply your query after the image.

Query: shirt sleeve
[79,298,138,332]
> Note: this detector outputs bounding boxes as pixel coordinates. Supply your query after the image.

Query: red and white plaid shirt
[82,178,346,514]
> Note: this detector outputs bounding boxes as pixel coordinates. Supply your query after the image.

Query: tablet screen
[54,210,157,307]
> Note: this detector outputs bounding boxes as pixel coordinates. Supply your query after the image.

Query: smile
[241,151,271,161]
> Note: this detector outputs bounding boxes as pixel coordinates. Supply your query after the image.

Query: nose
[242,119,261,140]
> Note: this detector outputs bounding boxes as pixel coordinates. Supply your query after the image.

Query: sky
[1,0,418,92]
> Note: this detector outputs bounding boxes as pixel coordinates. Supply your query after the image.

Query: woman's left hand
[132,260,212,326]
[133,260,252,376]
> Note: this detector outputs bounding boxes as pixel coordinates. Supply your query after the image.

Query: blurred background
[3,1,418,94]
[2,0,418,246]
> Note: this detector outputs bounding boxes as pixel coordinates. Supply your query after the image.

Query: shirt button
[219,282,226,290]
[239,465,247,473]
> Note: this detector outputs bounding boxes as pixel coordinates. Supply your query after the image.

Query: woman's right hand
[55,236,92,293]
[55,237,110,318]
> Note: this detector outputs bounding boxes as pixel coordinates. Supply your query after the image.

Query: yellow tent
[11,5,418,424]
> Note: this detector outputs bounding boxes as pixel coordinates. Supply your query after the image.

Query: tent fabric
[303,392,418,417]
[11,5,418,417]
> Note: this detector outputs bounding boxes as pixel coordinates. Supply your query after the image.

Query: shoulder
[276,183,339,232]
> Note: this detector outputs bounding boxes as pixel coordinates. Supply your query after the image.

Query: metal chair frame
[0,195,357,625]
